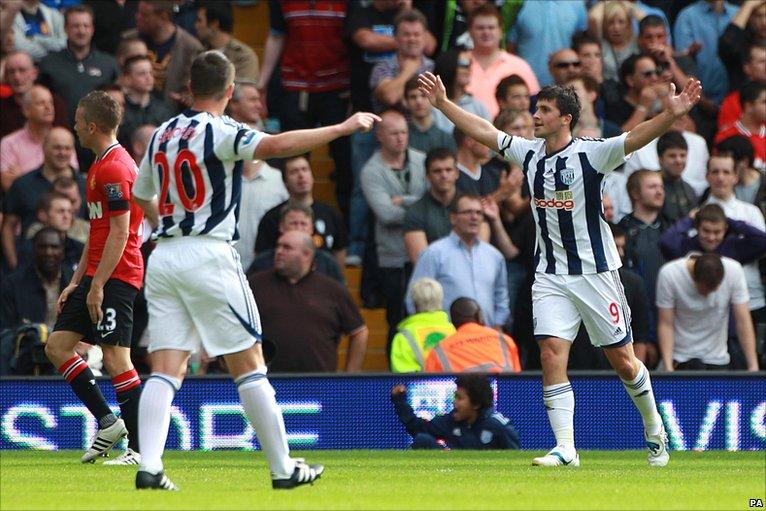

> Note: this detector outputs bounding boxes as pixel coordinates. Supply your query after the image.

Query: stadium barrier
[1,372,764,451]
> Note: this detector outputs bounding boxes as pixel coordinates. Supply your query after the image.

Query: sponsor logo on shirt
[87,201,103,219]
[534,191,575,211]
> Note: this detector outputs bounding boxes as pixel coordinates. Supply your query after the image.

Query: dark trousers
[411,433,441,449]
[279,89,352,219]
[378,266,408,359]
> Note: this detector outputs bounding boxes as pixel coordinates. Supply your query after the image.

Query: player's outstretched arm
[253,112,381,160]
[624,78,701,155]
[417,71,500,152]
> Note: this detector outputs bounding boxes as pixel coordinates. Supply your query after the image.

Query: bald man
[0,51,69,138]
[1,85,78,191]
[2,127,84,269]
[249,230,368,372]
[360,109,428,341]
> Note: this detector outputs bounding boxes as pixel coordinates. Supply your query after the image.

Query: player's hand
[340,112,381,135]
[391,384,406,396]
[666,78,702,118]
[418,72,447,108]
[56,283,78,315]
[86,284,104,325]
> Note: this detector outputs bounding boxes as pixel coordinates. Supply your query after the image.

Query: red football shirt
[85,144,145,289]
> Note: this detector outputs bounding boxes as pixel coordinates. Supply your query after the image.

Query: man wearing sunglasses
[607,53,670,132]
[548,49,582,87]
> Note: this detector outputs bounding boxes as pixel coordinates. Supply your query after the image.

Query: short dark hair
[567,74,600,95]
[695,203,727,228]
[394,8,427,32]
[36,191,71,213]
[190,50,235,99]
[571,30,599,53]
[404,76,421,96]
[468,3,502,29]
[609,222,626,239]
[122,54,152,75]
[657,131,687,157]
[425,147,455,172]
[96,83,124,94]
[536,85,581,131]
[34,226,65,246]
[455,374,494,413]
[626,169,658,204]
[453,126,468,147]
[495,74,527,103]
[745,44,766,64]
[740,81,765,106]
[52,176,77,191]
[278,203,314,224]
[619,53,655,85]
[449,193,482,214]
[64,4,93,25]
[691,253,725,291]
[638,14,666,35]
[715,135,755,167]
[196,1,234,33]
[78,90,122,133]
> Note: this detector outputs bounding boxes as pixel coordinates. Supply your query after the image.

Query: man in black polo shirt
[38,5,119,125]
[404,148,458,263]
[249,231,368,373]
[1,128,84,271]
[256,154,348,268]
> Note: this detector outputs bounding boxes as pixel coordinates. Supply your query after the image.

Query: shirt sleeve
[132,134,158,201]
[496,132,534,168]
[728,260,750,305]
[268,0,286,33]
[585,133,629,174]
[214,118,266,162]
[96,161,135,215]
[654,264,675,309]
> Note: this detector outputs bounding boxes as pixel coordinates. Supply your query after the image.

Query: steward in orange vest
[425,297,521,372]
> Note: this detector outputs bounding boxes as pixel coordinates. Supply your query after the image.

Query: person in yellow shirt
[390,278,455,372]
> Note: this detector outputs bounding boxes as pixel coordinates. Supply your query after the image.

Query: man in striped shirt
[132,51,379,491]
[418,70,702,468]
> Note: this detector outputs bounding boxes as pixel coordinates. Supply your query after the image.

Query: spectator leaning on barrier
[407,194,509,331]
[656,253,759,372]
[249,231,368,373]
[391,374,520,450]
[390,277,455,373]
[424,297,520,373]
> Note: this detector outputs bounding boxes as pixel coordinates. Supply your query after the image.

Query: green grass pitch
[1,450,764,510]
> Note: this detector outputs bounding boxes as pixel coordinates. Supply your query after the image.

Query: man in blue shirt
[391,374,520,449]
[406,194,509,329]
[674,0,737,104]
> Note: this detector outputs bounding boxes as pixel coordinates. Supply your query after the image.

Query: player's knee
[539,345,565,368]
[101,346,132,374]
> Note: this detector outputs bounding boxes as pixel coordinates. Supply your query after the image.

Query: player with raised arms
[418,70,701,467]
[131,50,379,490]
[45,90,145,466]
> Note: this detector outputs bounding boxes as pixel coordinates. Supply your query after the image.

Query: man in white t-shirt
[656,253,758,371]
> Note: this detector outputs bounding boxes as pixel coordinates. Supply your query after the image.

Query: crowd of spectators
[1,0,764,376]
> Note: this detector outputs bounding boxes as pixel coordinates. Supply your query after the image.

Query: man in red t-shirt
[44,90,145,466]
[715,82,766,171]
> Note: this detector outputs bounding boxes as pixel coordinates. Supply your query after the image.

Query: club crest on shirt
[559,168,575,186]
[105,183,123,200]
[480,430,494,444]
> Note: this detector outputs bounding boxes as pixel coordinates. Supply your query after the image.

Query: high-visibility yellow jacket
[390,311,455,372]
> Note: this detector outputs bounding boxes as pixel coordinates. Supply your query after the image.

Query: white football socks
[235,369,295,478]
[138,373,180,475]
[542,382,575,448]
[621,360,663,436]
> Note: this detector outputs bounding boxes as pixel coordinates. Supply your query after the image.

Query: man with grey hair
[390,277,455,373]
[249,230,368,373]
[0,84,78,191]
[0,51,68,138]
[227,81,264,131]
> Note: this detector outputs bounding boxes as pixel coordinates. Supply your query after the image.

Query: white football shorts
[532,270,632,348]
[144,236,262,357]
